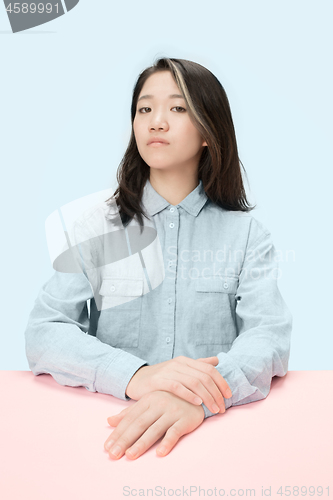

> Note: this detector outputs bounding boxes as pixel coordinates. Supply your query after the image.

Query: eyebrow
[137,94,185,102]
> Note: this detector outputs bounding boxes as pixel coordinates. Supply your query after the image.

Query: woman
[24,57,292,461]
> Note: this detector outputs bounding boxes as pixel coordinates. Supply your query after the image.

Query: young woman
[24,57,292,461]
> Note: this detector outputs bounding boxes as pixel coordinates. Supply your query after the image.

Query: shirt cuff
[214,351,261,404]
[201,399,232,419]
[202,403,215,419]
[95,349,148,400]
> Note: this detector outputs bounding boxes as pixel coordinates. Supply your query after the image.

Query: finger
[107,414,124,427]
[107,406,132,426]
[159,362,227,413]
[108,408,161,460]
[167,370,225,414]
[125,413,175,460]
[155,378,204,407]
[105,402,160,459]
[185,358,233,399]
[105,404,147,450]
[196,356,219,365]
[156,418,189,457]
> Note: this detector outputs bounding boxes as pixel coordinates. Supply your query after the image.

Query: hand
[104,391,205,460]
[125,355,232,415]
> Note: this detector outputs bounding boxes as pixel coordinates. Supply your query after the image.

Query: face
[133,71,207,177]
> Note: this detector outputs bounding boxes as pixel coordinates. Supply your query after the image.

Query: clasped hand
[104,356,232,460]
[126,355,232,414]
[104,390,205,460]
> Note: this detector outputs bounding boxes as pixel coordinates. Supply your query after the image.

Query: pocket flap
[195,275,238,294]
[99,277,144,297]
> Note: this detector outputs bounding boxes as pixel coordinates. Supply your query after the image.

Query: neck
[149,171,199,206]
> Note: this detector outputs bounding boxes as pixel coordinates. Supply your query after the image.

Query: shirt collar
[141,178,209,217]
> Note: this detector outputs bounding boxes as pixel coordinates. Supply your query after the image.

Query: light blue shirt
[24,179,293,418]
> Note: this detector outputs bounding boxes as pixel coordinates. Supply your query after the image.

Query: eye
[137,106,187,113]
[138,107,151,113]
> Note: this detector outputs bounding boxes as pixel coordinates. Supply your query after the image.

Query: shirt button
[169,207,175,212]
[110,285,116,292]
[168,261,172,266]
[168,298,172,304]
[169,222,175,228]
[223,282,229,289]
[166,337,171,343]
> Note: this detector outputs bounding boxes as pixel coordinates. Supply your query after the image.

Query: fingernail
[127,446,139,458]
[194,397,202,405]
[105,439,114,450]
[226,389,232,398]
[110,445,122,458]
[157,446,167,455]
[212,403,219,413]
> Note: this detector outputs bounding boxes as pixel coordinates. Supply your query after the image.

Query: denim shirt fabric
[24,179,293,419]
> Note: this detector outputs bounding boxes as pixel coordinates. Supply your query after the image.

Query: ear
[202,141,208,147]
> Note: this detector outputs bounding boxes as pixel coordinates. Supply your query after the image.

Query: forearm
[200,228,293,419]
[25,271,148,400]
[203,323,291,418]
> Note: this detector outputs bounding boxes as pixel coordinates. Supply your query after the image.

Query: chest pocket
[98,277,144,348]
[194,275,238,346]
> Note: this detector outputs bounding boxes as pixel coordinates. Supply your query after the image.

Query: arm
[24,219,148,401]
[203,228,293,418]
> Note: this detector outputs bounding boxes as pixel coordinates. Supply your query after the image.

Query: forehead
[138,71,181,98]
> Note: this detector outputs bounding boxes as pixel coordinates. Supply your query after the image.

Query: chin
[145,160,173,170]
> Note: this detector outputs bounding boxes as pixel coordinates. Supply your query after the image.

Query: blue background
[1,0,332,370]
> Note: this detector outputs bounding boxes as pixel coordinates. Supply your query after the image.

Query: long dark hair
[106,57,255,228]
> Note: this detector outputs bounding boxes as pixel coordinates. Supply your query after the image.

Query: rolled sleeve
[97,352,148,401]
[203,229,293,419]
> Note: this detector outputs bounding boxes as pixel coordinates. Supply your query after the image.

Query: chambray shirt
[24,179,293,418]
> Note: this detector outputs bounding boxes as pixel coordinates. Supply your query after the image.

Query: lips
[147,138,169,145]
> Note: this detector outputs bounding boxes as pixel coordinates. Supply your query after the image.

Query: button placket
[162,206,179,355]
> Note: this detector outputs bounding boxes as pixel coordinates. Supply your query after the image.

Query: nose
[149,111,169,132]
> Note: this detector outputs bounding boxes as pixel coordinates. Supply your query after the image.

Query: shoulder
[69,196,118,242]
[206,203,270,235]
[233,211,271,240]
[74,200,111,226]
[205,201,271,246]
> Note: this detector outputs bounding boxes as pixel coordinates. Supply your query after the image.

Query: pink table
[1,371,332,500]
